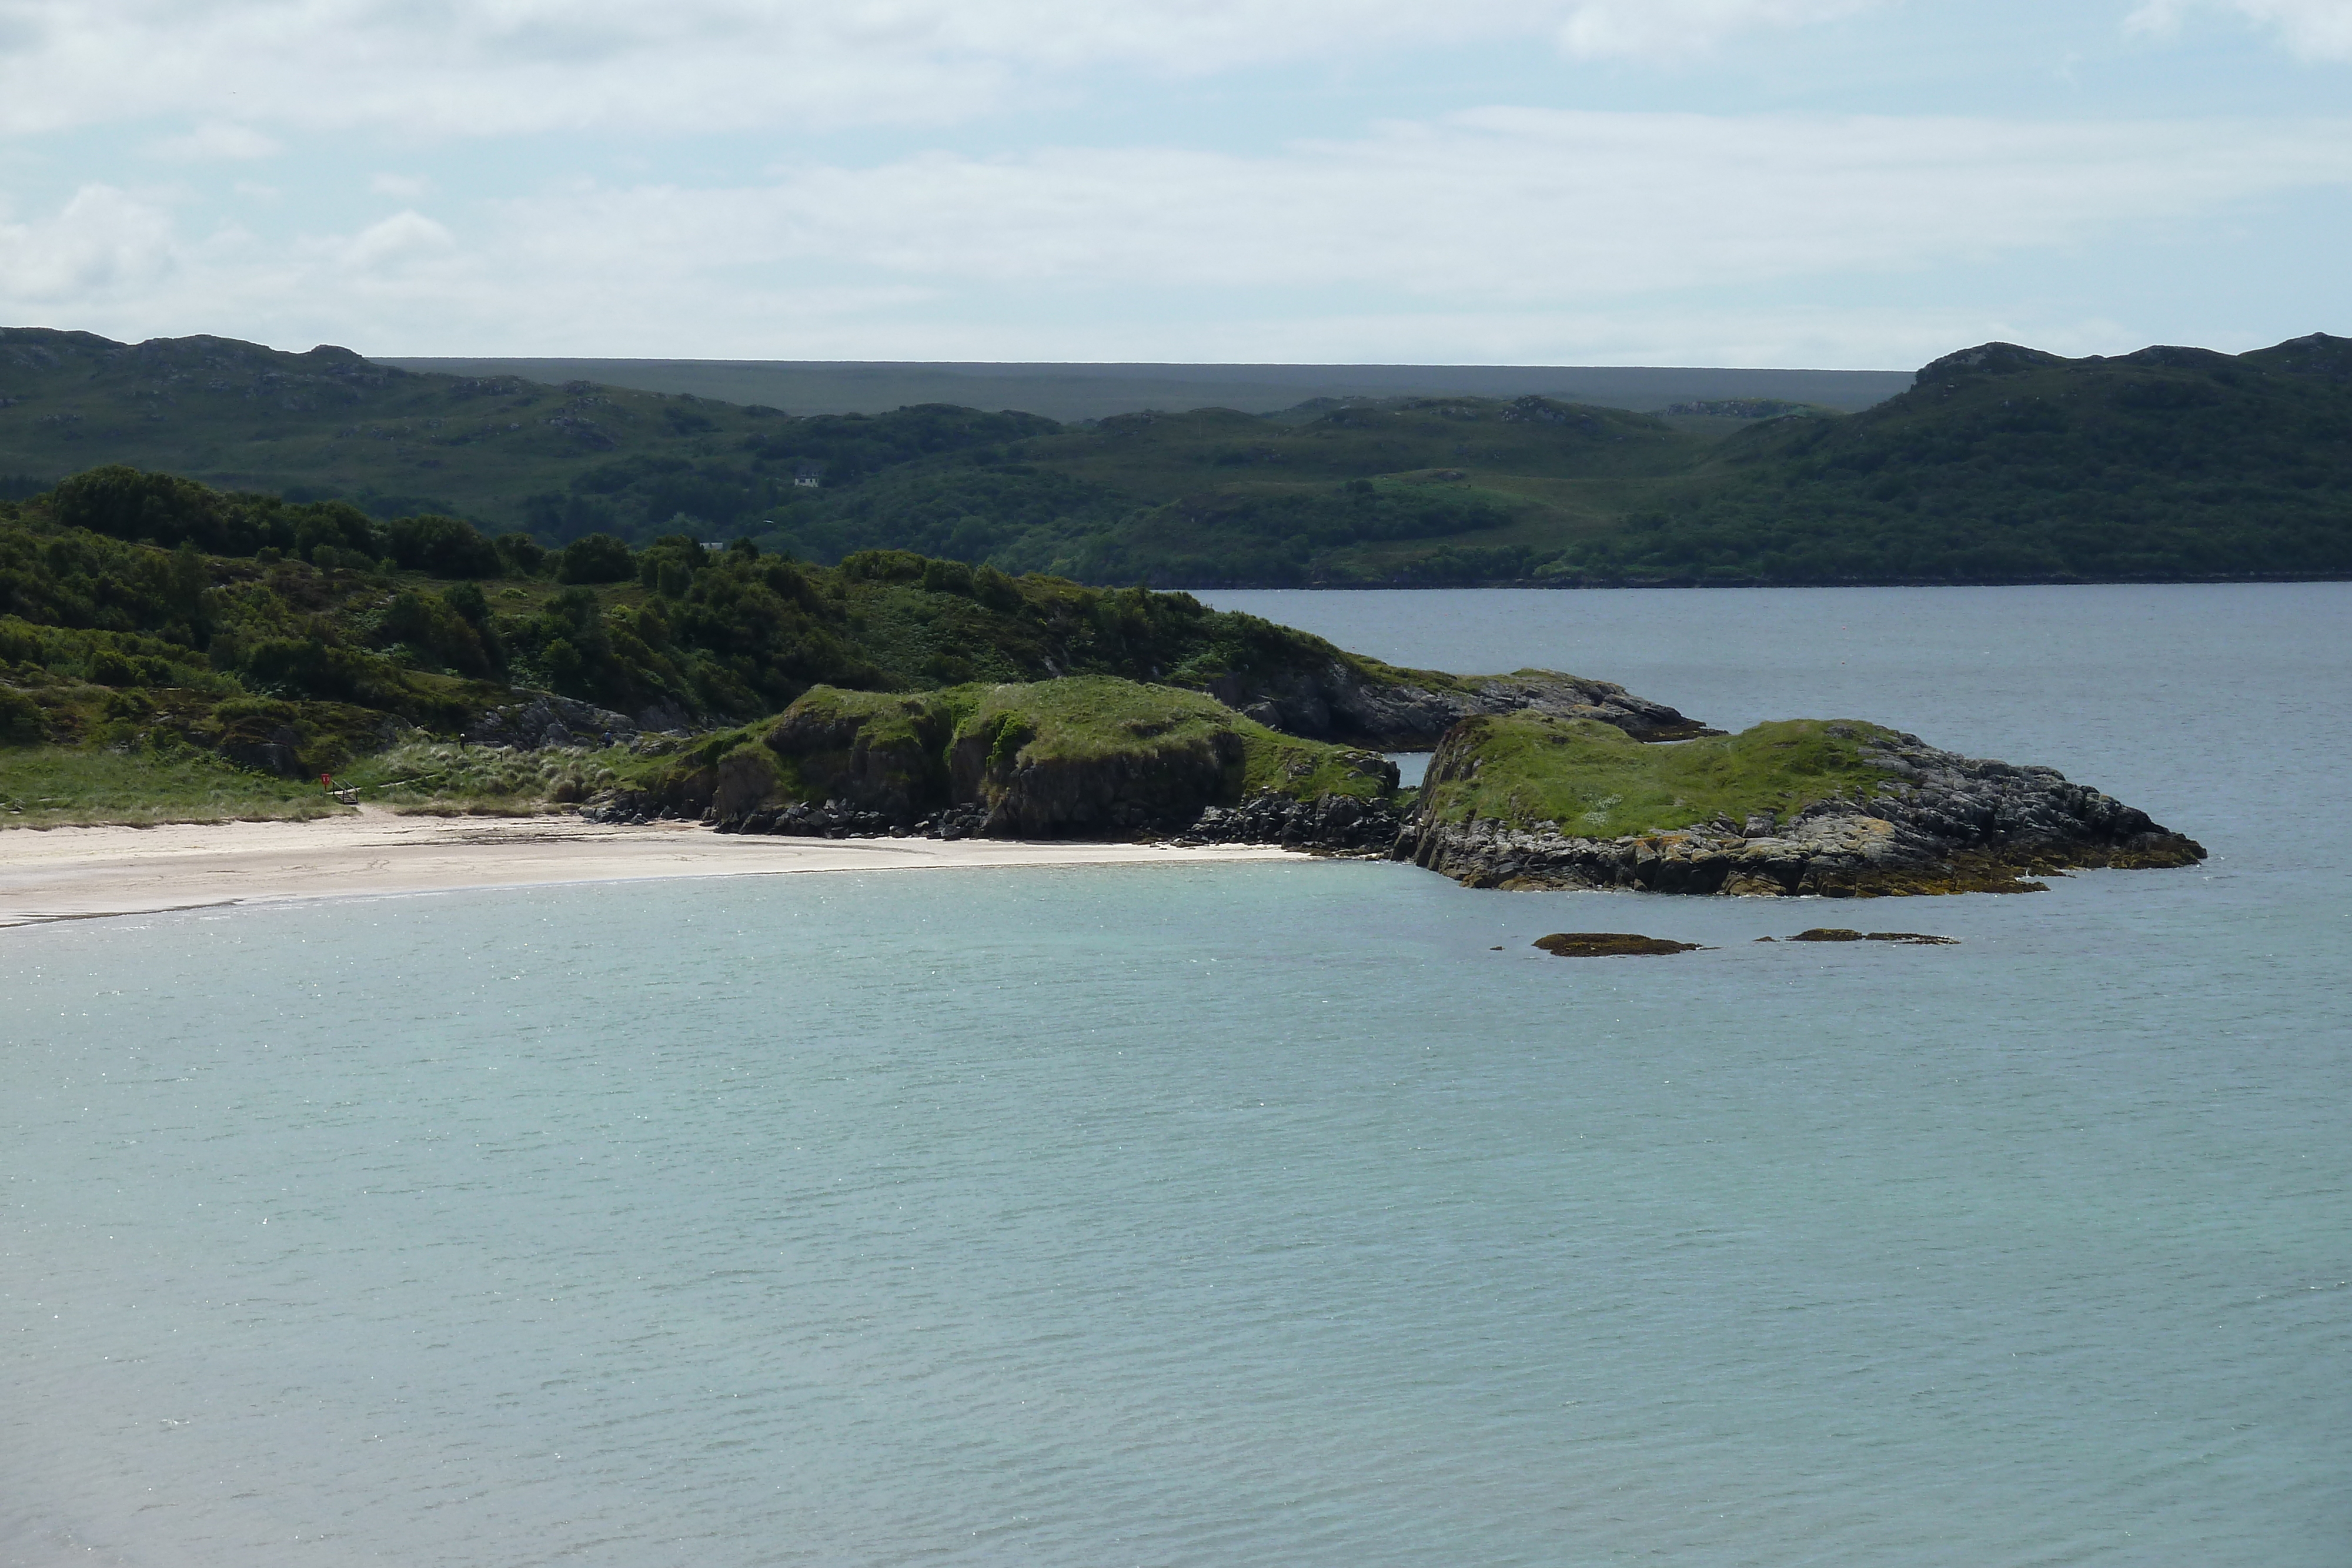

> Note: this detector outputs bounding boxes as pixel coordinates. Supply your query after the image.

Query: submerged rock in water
[1788,928,1960,944]
[1402,714,2204,898]
[1532,932,1707,957]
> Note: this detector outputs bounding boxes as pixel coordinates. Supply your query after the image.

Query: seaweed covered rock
[1532,932,1706,957]
[1402,713,2204,896]
[1783,928,1959,944]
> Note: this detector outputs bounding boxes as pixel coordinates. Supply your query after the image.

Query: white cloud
[8,109,2348,363]
[0,185,178,301]
[333,210,456,270]
[2129,0,2352,59]
[0,1,1878,139]
[144,121,281,161]
[1556,0,1881,59]
[370,173,434,199]
[490,111,2352,302]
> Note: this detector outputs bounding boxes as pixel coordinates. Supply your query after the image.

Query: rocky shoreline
[570,679,2204,900]
[1401,724,2204,897]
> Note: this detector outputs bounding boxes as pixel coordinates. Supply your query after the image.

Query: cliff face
[1400,714,2203,895]
[951,716,1244,838]
[764,692,957,821]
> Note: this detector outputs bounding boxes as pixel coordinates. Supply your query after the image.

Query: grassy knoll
[1420,715,1900,838]
[667,676,1398,836]
[953,677,1394,800]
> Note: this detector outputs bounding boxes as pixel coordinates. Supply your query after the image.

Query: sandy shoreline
[0,808,1299,928]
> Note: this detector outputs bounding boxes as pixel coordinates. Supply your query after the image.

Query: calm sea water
[6,586,2348,1567]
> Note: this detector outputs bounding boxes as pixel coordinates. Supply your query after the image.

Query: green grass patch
[0,743,348,828]
[332,738,659,814]
[954,676,1394,800]
[1421,715,1900,838]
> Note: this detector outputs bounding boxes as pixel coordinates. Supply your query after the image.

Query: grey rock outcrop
[1200,662,1716,748]
[465,693,638,750]
[1180,791,1405,854]
[1403,727,2204,897]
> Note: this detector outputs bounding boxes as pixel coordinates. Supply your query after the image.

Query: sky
[0,0,2347,369]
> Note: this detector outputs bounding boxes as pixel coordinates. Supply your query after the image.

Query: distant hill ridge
[2,325,2347,586]
[370,356,1916,422]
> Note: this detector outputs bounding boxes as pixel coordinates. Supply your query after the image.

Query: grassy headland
[1418,714,1900,839]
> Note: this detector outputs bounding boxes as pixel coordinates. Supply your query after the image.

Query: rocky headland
[586,676,1403,842]
[1399,713,2204,897]
[579,678,2207,901]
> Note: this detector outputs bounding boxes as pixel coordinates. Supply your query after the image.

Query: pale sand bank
[0,808,1299,928]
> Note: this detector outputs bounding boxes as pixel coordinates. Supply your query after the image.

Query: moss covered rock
[701,674,1401,841]
[1403,713,2204,896]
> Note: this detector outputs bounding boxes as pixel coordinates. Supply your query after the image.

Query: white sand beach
[0,808,1298,927]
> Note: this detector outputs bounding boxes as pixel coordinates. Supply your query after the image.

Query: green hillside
[1547,337,2352,583]
[0,467,1518,823]
[5,326,2349,586]
[0,327,1045,538]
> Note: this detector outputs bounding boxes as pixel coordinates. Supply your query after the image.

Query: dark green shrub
[51,466,238,552]
[242,637,382,702]
[89,649,138,686]
[0,617,44,666]
[0,685,43,744]
[495,532,548,576]
[377,589,492,676]
[839,549,927,584]
[921,558,974,596]
[385,513,502,578]
[557,533,634,584]
[288,500,380,563]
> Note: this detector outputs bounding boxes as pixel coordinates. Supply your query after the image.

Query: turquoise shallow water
[6,585,2350,1567]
